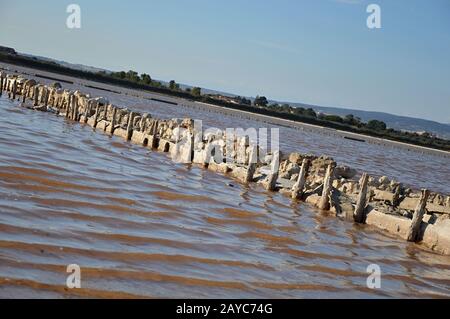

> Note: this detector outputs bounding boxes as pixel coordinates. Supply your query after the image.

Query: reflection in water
[0,88,449,298]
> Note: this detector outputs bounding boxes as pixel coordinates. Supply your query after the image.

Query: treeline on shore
[1,52,449,152]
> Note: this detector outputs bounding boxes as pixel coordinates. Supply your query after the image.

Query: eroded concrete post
[266,151,280,191]
[83,100,91,123]
[22,86,28,103]
[393,184,402,207]
[407,189,430,242]
[103,104,109,122]
[43,87,49,108]
[0,74,4,97]
[11,79,17,100]
[291,158,309,200]
[245,145,257,183]
[140,113,148,132]
[149,119,159,148]
[72,96,79,121]
[126,111,135,140]
[318,164,334,210]
[93,102,100,127]
[109,106,117,133]
[33,86,39,106]
[353,172,369,223]
[66,94,73,118]
[182,131,194,163]
[69,94,74,119]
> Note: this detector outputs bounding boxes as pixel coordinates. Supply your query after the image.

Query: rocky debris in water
[375,176,391,191]
[334,165,357,179]
[402,211,413,219]
[279,161,300,179]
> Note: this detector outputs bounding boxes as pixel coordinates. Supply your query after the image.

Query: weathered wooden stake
[245,145,257,183]
[291,158,309,200]
[171,130,182,161]
[33,86,39,106]
[44,88,49,108]
[109,106,117,133]
[70,95,75,119]
[66,95,72,118]
[72,96,79,121]
[154,120,160,136]
[103,104,109,121]
[0,75,3,97]
[393,184,401,207]
[93,103,100,127]
[11,80,17,100]
[406,189,430,242]
[83,101,89,123]
[126,111,135,140]
[266,151,280,191]
[353,172,369,223]
[140,113,148,132]
[318,164,334,210]
[22,86,28,103]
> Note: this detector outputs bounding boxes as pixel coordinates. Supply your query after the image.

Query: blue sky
[0,0,449,123]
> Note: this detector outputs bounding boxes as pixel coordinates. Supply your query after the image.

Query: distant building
[0,45,17,55]
[416,131,436,138]
[206,94,240,105]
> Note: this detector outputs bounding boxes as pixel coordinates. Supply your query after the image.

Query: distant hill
[20,53,111,75]
[287,103,450,139]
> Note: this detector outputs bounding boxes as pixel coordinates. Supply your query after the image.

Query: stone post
[266,151,280,191]
[22,86,28,103]
[93,102,100,127]
[43,87,49,108]
[109,106,117,133]
[353,173,369,223]
[11,79,17,100]
[66,94,73,118]
[318,164,334,210]
[0,74,3,97]
[291,159,309,200]
[33,86,39,106]
[83,100,92,123]
[126,111,135,140]
[72,96,79,121]
[407,189,430,242]
[140,113,148,132]
[245,145,257,183]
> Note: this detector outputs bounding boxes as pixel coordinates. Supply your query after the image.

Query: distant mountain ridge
[286,103,450,139]
[20,53,111,75]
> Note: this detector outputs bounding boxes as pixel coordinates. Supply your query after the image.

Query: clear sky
[0,0,449,123]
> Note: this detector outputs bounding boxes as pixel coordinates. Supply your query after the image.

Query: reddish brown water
[0,67,449,298]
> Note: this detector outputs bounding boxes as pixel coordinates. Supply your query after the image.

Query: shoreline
[1,61,448,157]
[194,101,450,158]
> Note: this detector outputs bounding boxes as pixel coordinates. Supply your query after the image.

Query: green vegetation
[191,87,201,97]
[254,95,268,107]
[1,51,449,152]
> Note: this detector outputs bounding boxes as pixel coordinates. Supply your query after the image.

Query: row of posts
[263,150,428,243]
[0,73,429,243]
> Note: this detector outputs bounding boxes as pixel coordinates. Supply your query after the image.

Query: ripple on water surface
[0,93,450,298]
